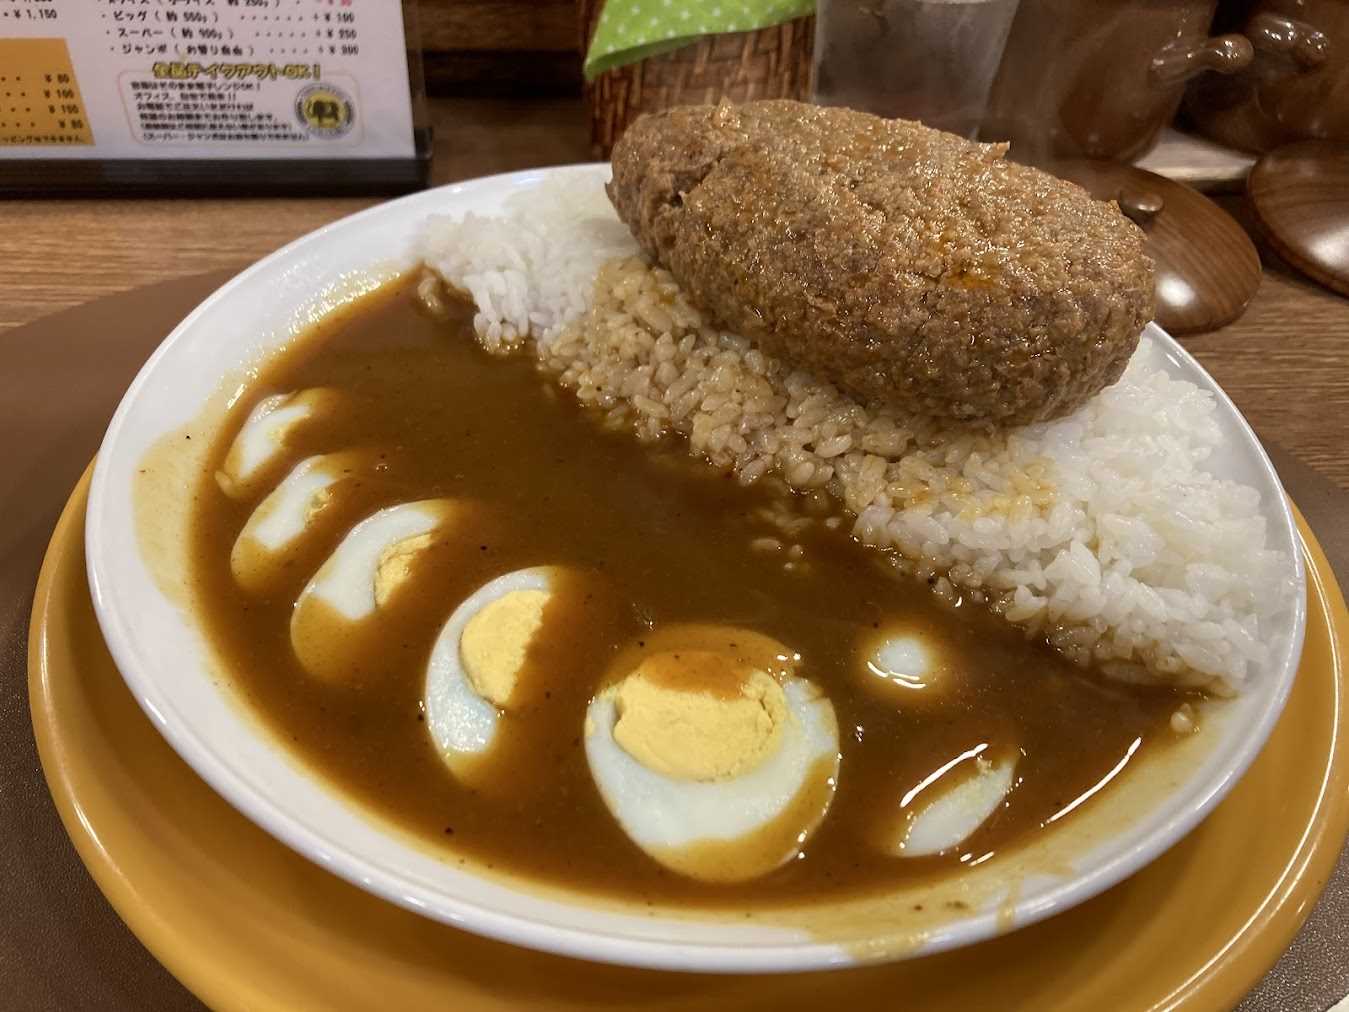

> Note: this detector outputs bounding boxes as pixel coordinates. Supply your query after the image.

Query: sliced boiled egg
[585,626,840,883]
[883,747,1018,858]
[290,499,459,680]
[216,388,334,498]
[230,451,368,592]
[423,568,555,779]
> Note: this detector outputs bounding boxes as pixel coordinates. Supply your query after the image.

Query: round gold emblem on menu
[295,83,355,139]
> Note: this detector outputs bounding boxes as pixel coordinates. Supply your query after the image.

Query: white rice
[417,176,1295,693]
[418,174,637,350]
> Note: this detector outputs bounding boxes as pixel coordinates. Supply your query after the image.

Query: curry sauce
[187,276,1185,907]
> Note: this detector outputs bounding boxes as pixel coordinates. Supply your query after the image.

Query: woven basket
[579,0,815,159]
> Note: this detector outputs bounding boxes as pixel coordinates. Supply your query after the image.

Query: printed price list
[0,38,93,145]
[1,0,414,161]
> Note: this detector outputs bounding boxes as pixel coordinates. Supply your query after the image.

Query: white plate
[85,165,1306,974]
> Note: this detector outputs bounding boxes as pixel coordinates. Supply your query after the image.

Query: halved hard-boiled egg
[290,498,460,680]
[423,568,556,780]
[230,450,369,592]
[216,388,335,498]
[585,626,840,883]
[881,746,1018,858]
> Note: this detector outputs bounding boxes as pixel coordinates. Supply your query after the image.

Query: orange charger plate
[29,468,1349,1011]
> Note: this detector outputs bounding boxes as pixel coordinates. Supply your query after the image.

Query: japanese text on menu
[0,0,414,158]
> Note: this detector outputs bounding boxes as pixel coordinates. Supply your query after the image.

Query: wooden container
[981,0,1253,163]
[579,0,814,159]
[1185,0,1345,153]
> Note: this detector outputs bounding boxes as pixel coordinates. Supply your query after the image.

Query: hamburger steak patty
[607,101,1156,428]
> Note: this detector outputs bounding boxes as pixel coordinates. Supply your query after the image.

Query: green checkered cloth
[584,0,814,80]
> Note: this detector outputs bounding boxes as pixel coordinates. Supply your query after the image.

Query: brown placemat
[1,275,1346,1012]
[0,273,233,1012]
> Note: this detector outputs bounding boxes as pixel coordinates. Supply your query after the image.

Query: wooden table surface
[3,96,1349,488]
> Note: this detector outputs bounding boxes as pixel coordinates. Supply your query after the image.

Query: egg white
[889,751,1017,858]
[215,389,332,498]
[584,674,840,882]
[230,451,365,592]
[295,499,453,620]
[423,567,555,775]
[290,499,457,680]
[864,630,948,701]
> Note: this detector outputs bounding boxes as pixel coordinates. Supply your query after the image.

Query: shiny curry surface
[187,277,1185,906]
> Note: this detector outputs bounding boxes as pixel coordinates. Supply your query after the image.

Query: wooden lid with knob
[1248,141,1349,298]
[1048,160,1262,335]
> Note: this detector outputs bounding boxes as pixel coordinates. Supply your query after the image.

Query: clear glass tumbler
[812,0,1022,138]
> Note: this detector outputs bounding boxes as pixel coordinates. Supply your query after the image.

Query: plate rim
[30,464,1349,1009]
[81,165,1309,972]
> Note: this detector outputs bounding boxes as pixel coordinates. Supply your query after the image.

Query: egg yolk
[459,589,550,707]
[611,653,788,782]
[372,532,437,607]
[304,484,334,523]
